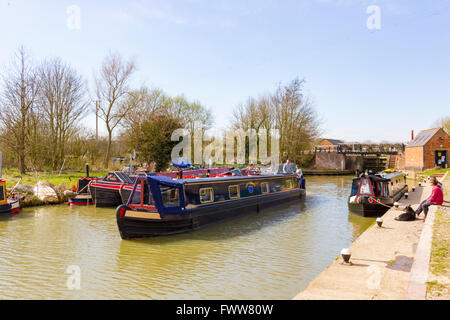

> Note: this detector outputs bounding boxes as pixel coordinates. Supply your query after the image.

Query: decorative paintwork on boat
[116,173,306,239]
[0,179,21,215]
[347,171,408,217]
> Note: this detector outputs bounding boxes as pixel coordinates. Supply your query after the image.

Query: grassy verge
[419,168,450,176]
[427,176,450,299]
[2,168,108,207]
[2,168,108,189]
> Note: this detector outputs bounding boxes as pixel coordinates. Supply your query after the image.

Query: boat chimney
[411,130,414,141]
[86,163,90,177]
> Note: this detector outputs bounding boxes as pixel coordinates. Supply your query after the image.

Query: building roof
[406,128,441,147]
[320,138,344,145]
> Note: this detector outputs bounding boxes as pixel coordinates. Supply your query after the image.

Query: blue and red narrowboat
[348,171,408,217]
[0,179,20,215]
[116,173,306,239]
[118,167,231,204]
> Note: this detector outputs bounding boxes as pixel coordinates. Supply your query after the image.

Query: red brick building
[404,128,450,171]
[316,139,345,152]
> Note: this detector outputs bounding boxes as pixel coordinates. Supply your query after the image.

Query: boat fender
[116,204,130,218]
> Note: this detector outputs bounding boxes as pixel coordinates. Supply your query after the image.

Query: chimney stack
[411,130,414,141]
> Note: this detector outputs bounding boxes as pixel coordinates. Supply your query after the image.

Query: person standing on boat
[415,176,444,221]
[283,159,293,174]
[295,164,303,179]
[177,167,183,179]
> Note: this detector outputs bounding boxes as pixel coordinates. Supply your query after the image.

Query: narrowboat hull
[0,199,21,215]
[348,185,408,217]
[88,172,136,207]
[117,189,305,238]
[348,202,389,217]
[68,195,93,206]
[89,183,124,207]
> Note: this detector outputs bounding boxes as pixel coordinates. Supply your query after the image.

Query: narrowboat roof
[146,173,296,186]
[377,171,406,180]
[353,171,405,182]
[107,171,136,184]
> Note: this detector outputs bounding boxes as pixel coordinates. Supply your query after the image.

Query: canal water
[0,175,374,299]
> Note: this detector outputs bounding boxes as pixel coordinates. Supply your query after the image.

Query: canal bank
[0,175,370,299]
[294,182,435,300]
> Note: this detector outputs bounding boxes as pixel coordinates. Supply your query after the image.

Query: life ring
[246,182,256,194]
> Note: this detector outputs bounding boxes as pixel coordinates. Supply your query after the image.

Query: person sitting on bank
[415,176,444,222]
[283,159,293,174]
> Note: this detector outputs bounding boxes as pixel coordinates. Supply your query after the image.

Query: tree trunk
[104,129,112,169]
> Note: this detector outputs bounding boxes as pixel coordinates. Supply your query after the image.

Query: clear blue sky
[1,0,449,142]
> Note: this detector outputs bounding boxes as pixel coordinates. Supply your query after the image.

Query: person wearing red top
[415,176,444,221]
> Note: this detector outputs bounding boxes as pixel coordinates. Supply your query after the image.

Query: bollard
[394,202,399,208]
[376,217,383,227]
[341,248,351,264]
[404,192,409,199]
[412,186,415,192]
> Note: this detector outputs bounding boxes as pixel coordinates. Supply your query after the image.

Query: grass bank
[419,168,450,176]
[2,168,108,189]
[427,175,450,299]
[2,168,108,208]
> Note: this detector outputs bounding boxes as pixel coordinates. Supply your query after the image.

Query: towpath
[294,181,435,300]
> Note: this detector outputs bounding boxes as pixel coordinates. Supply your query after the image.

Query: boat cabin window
[228,185,240,199]
[199,188,214,203]
[284,179,294,189]
[105,173,119,182]
[0,183,5,202]
[129,179,153,205]
[261,182,269,194]
[350,180,359,196]
[359,178,372,195]
[160,185,180,207]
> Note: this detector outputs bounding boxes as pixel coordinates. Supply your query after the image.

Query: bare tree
[433,116,450,135]
[0,46,39,174]
[38,58,88,170]
[230,78,320,164]
[95,52,136,168]
[169,94,213,132]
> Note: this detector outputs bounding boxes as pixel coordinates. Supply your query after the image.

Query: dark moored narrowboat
[348,171,408,217]
[68,177,96,206]
[0,179,20,215]
[116,173,306,239]
[89,172,136,207]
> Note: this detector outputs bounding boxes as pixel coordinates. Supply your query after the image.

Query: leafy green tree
[139,114,183,172]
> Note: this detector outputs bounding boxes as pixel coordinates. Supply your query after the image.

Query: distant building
[316,139,345,152]
[404,128,450,171]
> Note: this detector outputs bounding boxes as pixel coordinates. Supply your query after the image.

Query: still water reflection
[0,175,374,299]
